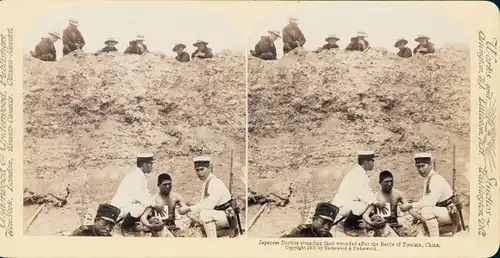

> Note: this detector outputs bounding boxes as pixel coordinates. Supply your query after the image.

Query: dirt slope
[23,50,246,236]
[248,45,470,237]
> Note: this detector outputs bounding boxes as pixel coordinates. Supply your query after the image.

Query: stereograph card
[0,0,498,257]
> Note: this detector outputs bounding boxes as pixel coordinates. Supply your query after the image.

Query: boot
[203,221,218,238]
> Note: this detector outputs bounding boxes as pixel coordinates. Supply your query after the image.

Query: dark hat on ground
[194,156,211,169]
[357,151,376,160]
[414,152,432,164]
[379,170,393,182]
[394,38,408,47]
[104,38,118,45]
[314,202,339,222]
[325,34,339,42]
[157,173,172,185]
[172,43,186,52]
[193,40,209,47]
[137,153,154,162]
[96,204,120,223]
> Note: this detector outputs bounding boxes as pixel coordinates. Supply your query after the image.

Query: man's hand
[152,205,167,217]
[375,203,388,215]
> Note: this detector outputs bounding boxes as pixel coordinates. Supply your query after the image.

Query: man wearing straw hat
[251,30,281,60]
[173,43,190,62]
[62,19,86,55]
[331,151,388,236]
[100,38,119,53]
[413,35,436,55]
[282,17,306,54]
[399,153,458,237]
[314,34,340,53]
[345,31,370,51]
[191,40,214,59]
[124,35,148,55]
[31,31,61,61]
[394,38,412,58]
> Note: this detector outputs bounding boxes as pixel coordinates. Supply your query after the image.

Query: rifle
[228,150,243,235]
[452,145,467,232]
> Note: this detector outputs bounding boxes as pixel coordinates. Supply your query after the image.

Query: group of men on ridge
[31,19,214,62]
[282,151,464,238]
[70,154,241,238]
[251,17,436,60]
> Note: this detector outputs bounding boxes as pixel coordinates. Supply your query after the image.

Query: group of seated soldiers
[282,151,466,238]
[70,154,242,238]
[251,17,436,60]
[30,19,214,62]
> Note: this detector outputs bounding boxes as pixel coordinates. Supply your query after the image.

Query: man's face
[328,39,336,44]
[176,47,185,54]
[311,216,334,235]
[94,218,114,236]
[358,36,365,41]
[197,44,205,50]
[418,38,427,44]
[270,34,277,41]
[142,161,153,174]
[107,42,116,47]
[416,163,431,177]
[158,180,172,195]
[195,166,210,180]
[50,36,59,43]
[136,40,144,45]
[364,159,375,171]
[380,177,394,192]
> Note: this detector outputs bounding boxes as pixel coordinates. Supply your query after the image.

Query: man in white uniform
[331,151,387,235]
[178,156,236,238]
[110,153,165,235]
[400,153,456,236]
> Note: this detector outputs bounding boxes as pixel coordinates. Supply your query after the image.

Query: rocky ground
[247,45,470,237]
[23,50,246,236]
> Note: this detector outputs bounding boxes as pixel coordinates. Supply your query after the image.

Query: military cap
[357,151,376,160]
[314,202,339,222]
[414,152,432,164]
[95,204,120,223]
[194,156,211,169]
[137,153,154,162]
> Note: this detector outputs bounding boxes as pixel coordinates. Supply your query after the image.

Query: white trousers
[334,201,369,220]
[117,202,148,219]
[420,206,452,224]
[199,210,230,228]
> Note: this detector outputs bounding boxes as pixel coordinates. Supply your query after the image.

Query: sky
[249,2,469,58]
[25,2,469,59]
[24,2,245,58]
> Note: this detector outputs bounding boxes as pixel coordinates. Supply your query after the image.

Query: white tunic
[332,164,377,207]
[412,170,453,210]
[192,173,231,210]
[110,167,156,209]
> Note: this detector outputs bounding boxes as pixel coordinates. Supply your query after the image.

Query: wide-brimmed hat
[415,34,430,42]
[288,17,299,23]
[356,30,367,37]
[325,34,339,42]
[48,31,61,39]
[136,35,145,41]
[172,43,186,52]
[394,38,408,47]
[69,19,79,26]
[193,40,209,47]
[268,30,281,38]
[104,38,118,45]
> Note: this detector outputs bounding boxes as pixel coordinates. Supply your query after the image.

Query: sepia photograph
[22,2,246,238]
[247,3,471,238]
